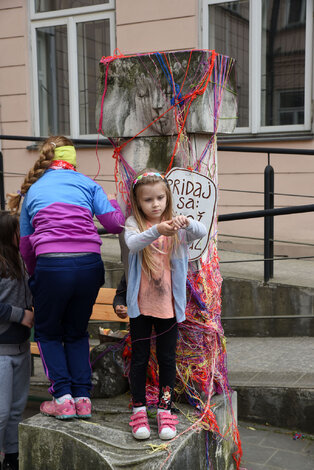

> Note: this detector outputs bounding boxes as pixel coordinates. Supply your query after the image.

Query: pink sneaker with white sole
[129,410,151,440]
[40,398,76,419]
[157,411,179,440]
[75,397,92,418]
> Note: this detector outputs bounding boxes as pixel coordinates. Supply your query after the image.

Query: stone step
[20,394,238,470]
[227,337,314,433]
[29,335,314,434]
[221,276,314,337]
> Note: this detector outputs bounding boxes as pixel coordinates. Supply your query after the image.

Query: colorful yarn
[96,49,241,468]
[97,49,234,207]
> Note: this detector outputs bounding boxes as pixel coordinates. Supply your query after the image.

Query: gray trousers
[0,350,31,453]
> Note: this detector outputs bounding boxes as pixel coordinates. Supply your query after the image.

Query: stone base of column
[19,392,238,470]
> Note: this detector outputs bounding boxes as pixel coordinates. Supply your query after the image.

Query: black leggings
[129,315,178,409]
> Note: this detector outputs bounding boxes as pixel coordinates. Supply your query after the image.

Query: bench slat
[91,304,128,323]
[30,343,40,355]
[95,288,117,304]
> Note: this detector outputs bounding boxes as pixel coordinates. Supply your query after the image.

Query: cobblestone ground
[239,421,314,470]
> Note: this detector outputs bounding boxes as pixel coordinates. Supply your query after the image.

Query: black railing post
[264,157,274,282]
[0,151,5,210]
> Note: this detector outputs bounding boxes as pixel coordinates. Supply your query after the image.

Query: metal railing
[218,145,314,282]
[1,136,314,282]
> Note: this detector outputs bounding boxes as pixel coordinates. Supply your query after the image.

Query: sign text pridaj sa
[166,168,217,261]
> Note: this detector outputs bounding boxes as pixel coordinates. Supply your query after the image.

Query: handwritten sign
[166,167,217,261]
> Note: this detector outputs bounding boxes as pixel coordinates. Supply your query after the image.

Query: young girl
[124,169,206,440]
[0,211,33,470]
[7,136,124,420]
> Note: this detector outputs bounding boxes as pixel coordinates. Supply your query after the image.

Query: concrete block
[235,385,314,434]
[19,393,238,470]
[96,50,237,137]
[221,277,314,336]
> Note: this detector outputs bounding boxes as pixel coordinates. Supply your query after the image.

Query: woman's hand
[114,305,128,319]
[171,215,190,230]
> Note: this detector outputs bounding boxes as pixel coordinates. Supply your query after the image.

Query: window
[286,0,306,26]
[35,0,109,12]
[202,0,313,134]
[207,1,249,128]
[30,0,115,137]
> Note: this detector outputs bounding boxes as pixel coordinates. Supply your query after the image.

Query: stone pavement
[219,248,314,289]
[220,248,314,469]
[238,421,314,470]
[227,337,314,389]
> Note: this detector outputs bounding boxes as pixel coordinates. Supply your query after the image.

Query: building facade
[1,0,313,255]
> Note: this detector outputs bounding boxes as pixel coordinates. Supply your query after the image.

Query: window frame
[201,0,313,135]
[29,1,116,138]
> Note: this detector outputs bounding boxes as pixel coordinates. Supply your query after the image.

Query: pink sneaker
[75,398,92,419]
[40,398,76,419]
[157,411,179,440]
[129,410,150,440]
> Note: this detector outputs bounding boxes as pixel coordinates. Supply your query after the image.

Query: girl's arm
[184,218,207,242]
[0,300,34,328]
[125,217,178,252]
[93,185,125,234]
[171,216,206,243]
[0,302,15,322]
[124,217,161,253]
[19,196,37,276]
[0,302,24,323]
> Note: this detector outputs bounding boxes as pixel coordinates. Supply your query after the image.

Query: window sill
[217,131,314,144]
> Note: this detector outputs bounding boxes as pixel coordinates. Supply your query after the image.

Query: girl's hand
[107,193,116,200]
[171,215,190,230]
[21,309,34,328]
[115,305,128,319]
[157,220,176,236]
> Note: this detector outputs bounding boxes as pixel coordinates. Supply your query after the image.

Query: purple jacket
[20,169,124,275]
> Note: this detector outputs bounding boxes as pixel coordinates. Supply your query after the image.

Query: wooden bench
[30,287,128,356]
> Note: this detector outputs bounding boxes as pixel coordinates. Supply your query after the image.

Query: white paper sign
[166,167,217,261]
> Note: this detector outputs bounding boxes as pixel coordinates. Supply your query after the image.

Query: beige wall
[218,140,314,256]
[116,0,198,53]
[0,0,32,199]
[0,0,313,257]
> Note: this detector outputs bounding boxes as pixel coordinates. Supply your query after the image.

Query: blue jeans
[29,254,104,398]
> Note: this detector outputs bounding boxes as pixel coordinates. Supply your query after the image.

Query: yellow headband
[53,146,76,166]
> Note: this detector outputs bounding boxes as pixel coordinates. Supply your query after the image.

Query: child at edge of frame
[6,135,125,422]
[0,211,34,470]
[120,168,207,441]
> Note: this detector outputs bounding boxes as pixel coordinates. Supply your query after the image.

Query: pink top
[138,233,175,319]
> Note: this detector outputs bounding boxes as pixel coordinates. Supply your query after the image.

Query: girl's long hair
[130,168,176,277]
[0,211,24,280]
[7,135,73,214]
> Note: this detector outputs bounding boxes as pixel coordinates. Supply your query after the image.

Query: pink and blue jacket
[19,169,124,275]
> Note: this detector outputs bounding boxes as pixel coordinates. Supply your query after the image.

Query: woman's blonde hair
[130,168,176,277]
[7,135,73,214]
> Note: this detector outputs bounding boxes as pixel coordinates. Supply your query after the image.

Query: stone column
[97,49,236,271]
[96,49,237,407]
